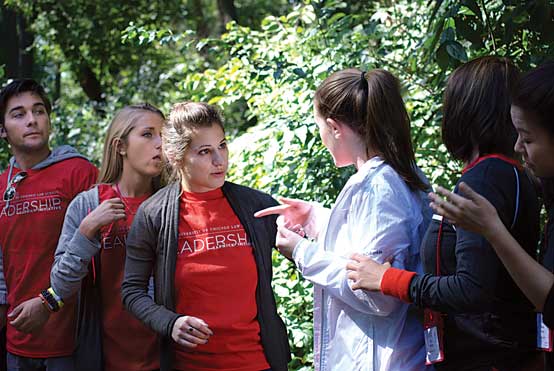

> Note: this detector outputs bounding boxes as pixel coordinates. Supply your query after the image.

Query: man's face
[1,92,50,153]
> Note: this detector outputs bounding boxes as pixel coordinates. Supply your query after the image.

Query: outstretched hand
[429,182,501,239]
[346,253,391,292]
[254,197,312,230]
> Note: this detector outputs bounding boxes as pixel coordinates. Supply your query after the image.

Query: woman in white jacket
[256,68,432,371]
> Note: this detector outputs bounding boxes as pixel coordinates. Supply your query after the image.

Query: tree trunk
[78,64,104,103]
[17,13,34,77]
[217,0,238,31]
[1,5,21,78]
[189,0,210,38]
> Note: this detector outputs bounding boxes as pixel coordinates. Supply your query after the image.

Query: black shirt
[409,158,541,370]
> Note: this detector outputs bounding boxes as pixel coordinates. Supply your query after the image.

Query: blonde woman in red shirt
[20,103,165,371]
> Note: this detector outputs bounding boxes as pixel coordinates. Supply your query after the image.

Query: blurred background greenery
[1,1,553,369]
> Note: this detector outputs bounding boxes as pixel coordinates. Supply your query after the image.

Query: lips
[23,132,41,137]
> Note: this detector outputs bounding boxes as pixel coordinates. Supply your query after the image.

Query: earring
[120,151,126,156]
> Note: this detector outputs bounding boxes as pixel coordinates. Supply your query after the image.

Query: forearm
[487,221,554,311]
[51,230,99,299]
[121,281,181,337]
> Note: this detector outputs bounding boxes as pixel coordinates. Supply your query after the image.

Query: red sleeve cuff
[381,267,416,303]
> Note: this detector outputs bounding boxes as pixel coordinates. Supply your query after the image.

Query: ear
[0,125,7,139]
[113,138,127,156]
[326,118,343,139]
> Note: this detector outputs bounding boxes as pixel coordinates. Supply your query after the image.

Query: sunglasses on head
[3,171,28,202]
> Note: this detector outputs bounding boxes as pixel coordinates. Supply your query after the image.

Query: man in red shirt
[0,79,97,370]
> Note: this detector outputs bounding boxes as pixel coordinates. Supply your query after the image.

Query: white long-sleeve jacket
[293,157,432,371]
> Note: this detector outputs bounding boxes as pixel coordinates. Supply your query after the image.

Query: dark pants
[6,352,74,371]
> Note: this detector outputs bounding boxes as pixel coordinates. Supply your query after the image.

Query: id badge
[423,308,445,364]
[537,313,553,352]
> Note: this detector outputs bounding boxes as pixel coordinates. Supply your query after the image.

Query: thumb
[8,304,23,318]
[383,261,392,269]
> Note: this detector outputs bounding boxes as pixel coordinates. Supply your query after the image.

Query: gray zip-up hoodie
[0,145,92,304]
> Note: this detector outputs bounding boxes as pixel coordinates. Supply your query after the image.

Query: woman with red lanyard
[426,62,554,370]
[22,103,165,371]
[346,56,542,370]
[121,102,290,371]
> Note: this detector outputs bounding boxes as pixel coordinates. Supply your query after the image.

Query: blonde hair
[98,103,165,184]
[163,101,224,182]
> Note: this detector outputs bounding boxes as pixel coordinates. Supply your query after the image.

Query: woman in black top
[425,62,554,370]
[347,56,541,370]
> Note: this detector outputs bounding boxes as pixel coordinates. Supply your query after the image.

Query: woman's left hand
[275,216,304,259]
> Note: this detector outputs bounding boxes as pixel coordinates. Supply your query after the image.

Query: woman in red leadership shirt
[23,103,165,371]
[122,102,290,371]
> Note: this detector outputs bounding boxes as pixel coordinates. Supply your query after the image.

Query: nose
[25,110,38,127]
[154,134,162,149]
[514,134,524,154]
[212,150,223,166]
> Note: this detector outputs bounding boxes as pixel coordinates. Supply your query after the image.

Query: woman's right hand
[172,316,213,348]
[79,198,126,239]
[254,197,313,229]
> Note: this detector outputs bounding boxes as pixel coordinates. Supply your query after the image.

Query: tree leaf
[445,41,468,62]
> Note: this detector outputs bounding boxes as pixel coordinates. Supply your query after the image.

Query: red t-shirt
[97,184,159,371]
[174,188,269,371]
[0,157,97,357]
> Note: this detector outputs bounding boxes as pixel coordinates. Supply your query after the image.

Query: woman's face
[122,112,163,179]
[180,124,228,193]
[512,105,554,178]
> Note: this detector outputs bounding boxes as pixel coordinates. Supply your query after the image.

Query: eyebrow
[8,102,46,115]
[192,139,226,151]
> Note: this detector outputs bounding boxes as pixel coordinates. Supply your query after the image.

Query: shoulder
[67,187,99,215]
[461,158,517,186]
[138,182,178,214]
[360,163,414,202]
[223,181,278,208]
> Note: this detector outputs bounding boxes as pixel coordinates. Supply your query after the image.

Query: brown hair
[97,103,165,184]
[163,102,224,182]
[314,68,427,191]
[512,61,554,208]
[512,61,554,136]
[441,56,520,162]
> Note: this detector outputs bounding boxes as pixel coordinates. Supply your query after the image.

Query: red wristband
[381,267,416,303]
